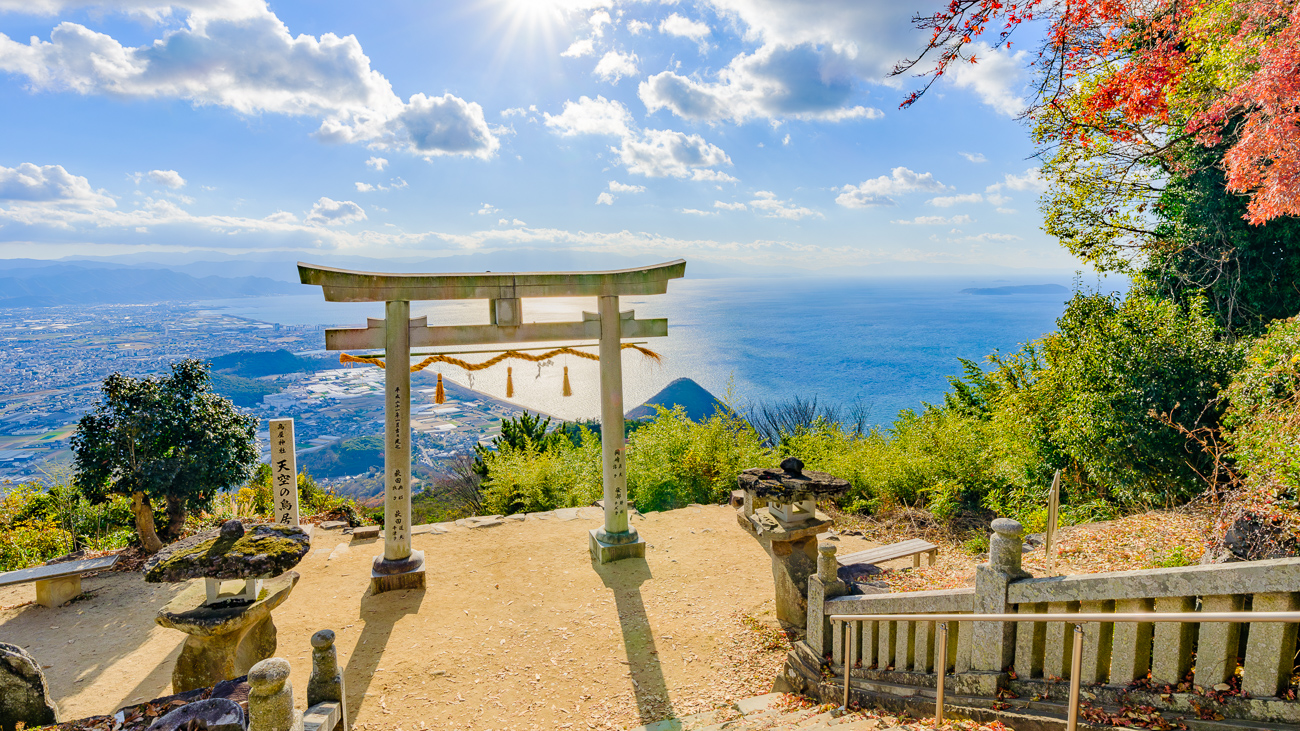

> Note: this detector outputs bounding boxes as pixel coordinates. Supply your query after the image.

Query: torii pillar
[299,260,686,589]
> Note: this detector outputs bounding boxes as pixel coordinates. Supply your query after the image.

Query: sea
[200,276,1106,426]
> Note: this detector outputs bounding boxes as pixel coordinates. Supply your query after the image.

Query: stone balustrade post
[307,630,347,731]
[249,658,304,731]
[971,518,1030,677]
[806,542,848,657]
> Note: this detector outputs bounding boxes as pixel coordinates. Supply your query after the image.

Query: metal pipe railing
[829,610,1300,730]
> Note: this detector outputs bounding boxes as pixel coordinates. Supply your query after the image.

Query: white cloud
[264,210,297,223]
[355,182,374,192]
[782,133,790,145]
[146,169,185,189]
[627,19,650,35]
[714,200,746,211]
[749,190,820,220]
[928,193,984,207]
[892,214,973,225]
[959,152,987,163]
[392,93,498,159]
[659,13,710,50]
[945,43,1029,117]
[596,191,615,205]
[561,38,595,58]
[544,95,633,138]
[589,10,612,36]
[0,162,114,208]
[638,43,885,123]
[835,167,945,208]
[546,96,735,181]
[985,192,1011,206]
[366,156,388,170]
[996,207,1017,214]
[680,208,715,216]
[305,196,365,225]
[617,127,731,179]
[476,203,499,215]
[938,231,1022,243]
[495,217,525,226]
[0,2,499,159]
[594,50,638,83]
[609,181,645,193]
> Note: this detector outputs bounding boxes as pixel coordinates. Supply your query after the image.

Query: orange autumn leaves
[900,0,1300,224]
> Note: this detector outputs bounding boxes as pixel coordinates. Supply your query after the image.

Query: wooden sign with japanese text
[269,418,300,526]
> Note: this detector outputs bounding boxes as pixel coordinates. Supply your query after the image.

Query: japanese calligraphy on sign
[386,382,409,548]
[269,418,299,526]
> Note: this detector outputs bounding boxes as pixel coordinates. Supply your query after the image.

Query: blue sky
[0,0,1074,273]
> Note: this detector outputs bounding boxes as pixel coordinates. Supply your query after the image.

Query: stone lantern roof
[737,457,851,502]
[144,520,310,583]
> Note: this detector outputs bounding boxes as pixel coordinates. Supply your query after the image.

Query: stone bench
[0,555,119,607]
[837,538,938,570]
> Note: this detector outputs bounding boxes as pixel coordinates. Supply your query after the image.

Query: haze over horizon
[0,0,1074,275]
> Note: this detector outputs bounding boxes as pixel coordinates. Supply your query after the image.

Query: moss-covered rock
[144,521,309,583]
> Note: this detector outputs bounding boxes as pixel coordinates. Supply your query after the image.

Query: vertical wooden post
[598,295,629,538]
[590,295,646,563]
[384,300,412,562]
[1045,469,1060,576]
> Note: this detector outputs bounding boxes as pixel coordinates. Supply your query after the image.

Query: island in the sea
[960,283,1069,296]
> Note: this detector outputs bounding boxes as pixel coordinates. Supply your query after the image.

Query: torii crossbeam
[299,260,686,590]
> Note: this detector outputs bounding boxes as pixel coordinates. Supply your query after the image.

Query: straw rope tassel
[506,367,514,398]
[562,365,572,397]
[435,373,445,404]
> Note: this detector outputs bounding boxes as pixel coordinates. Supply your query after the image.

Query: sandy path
[0,505,891,730]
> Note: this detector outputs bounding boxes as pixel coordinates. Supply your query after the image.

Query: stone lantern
[144,520,310,693]
[737,458,850,628]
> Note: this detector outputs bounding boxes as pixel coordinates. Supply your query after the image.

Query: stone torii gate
[298,260,686,592]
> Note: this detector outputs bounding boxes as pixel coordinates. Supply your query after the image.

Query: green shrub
[625,405,770,511]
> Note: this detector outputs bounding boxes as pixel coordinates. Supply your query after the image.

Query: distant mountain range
[626,377,726,422]
[0,264,298,307]
[960,284,1069,296]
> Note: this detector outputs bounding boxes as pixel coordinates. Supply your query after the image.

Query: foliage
[473,412,569,479]
[71,359,260,547]
[480,427,603,515]
[625,405,770,511]
[231,464,357,521]
[0,479,135,571]
[1222,317,1300,492]
[1032,291,1241,505]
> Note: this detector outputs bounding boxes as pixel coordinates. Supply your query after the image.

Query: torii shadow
[593,557,676,725]
[344,584,425,722]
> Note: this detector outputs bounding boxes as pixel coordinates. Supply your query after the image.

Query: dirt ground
[0,505,901,731]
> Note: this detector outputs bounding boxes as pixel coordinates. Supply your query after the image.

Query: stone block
[34,575,81,608]
[1044,601,1078,680]
[1195,594,1244,687]
[370,551,426,595]
[1243,591,1300,698]
[1109,598,1152,684]
[589,529,646,564]
[248,657,304,731]
[1014,602,1046,679]
[302,702,341,731]
[149,698,244,731]
[1079,599,1114,684]
[0,642,58,731]
[350,526,381,541]
[318,521,348,530]
[1151,596,1195,686]
[912,620,934,674]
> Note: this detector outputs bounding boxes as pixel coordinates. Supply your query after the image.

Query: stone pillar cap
[248,658,291,690]
[990,518,1024,536]
[817,542,838,555]
[311,629,335,648]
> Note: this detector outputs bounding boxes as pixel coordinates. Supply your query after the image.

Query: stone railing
[789,519,1300,726]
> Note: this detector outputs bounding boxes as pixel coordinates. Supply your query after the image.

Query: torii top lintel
[297,259,686,303]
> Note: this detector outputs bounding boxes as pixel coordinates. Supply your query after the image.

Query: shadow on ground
[344,584,425,717]
[594,557,677,725]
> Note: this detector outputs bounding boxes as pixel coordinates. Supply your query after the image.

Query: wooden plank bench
[0,555,119,607]
[838,538,938,570]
